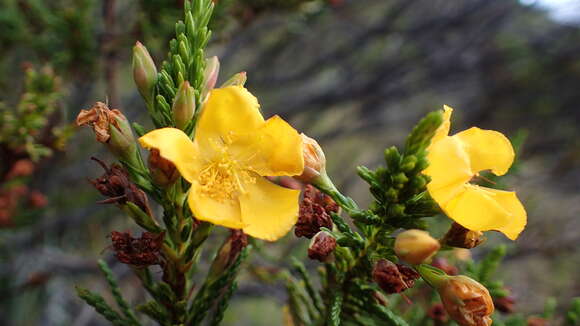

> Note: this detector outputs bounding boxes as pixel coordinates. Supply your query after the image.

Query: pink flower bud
[132,41,157,104]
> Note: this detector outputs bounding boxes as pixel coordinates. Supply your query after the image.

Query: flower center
[198,139,255,202]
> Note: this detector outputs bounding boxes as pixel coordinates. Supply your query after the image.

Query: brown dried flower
[308,231,337,262]
[295,184,338,238]
[89,157,152,215]
[442,222,486,249]
[111,231,164,267]
[76,102,125,143]
[372,259,419,294]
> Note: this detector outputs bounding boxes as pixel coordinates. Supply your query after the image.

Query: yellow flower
[423,106,526,240]
[139,86,304,241]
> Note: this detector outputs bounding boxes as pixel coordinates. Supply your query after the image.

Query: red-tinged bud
[308,231,336,262]
[395,229,440,265]
[172,81,196,130]
[442,222,486,249]
[221,71,247,87]
[202,56,220,100]
[295,134,327,185]
[132,41,157,104]
[207,229,248,283]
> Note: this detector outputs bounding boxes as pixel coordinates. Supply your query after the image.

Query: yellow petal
[431,105,453,144]
[231,115,304,177]
[483,188,526,240]
[139,128,202,183]
[454,127,515,176]
[188,181,244,229]
[239,175,300,241]
[424,136,473,204]
[442,185,525,240]
[195,86,264,151]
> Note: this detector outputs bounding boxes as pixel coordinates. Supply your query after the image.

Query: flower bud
[442,222,485,249]
[439,276,494,326]
[419,265,494,326]
[394,229,440,265]
[307,231,336,262]
[148,149,179,187]
[207,230,248,283]
[172,81,196,130]
[132,41,158,104]
[295,134,326,184]
[108,114,138,161]
[202,56,220,100]
[221,71,247,87]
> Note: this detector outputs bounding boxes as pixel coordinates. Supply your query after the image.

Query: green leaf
[97,260,141,326]
[404,110,443,155]
[75,286,130,326]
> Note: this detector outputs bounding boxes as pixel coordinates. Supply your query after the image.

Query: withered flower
[76,102,136,160]
[442,222,486,249]
[111,231,164,267]
[148,149,179,187]
[372,259,419,294]
[308,231,336,262]
[89,157,152,216]
[76,102,125,143]
[295,184,338,238]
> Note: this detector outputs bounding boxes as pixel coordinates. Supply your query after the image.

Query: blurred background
[1,0,579,325]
